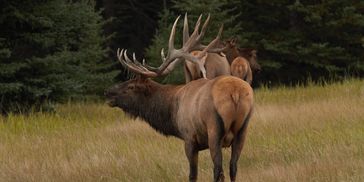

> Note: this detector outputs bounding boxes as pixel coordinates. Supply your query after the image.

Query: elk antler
[117,48,158,78]
[182,14,210,51]
[183,14,229,54]
[156,15,209,78]
[116,14,223,79]
[195,24,224,59]
[157,14,225,76]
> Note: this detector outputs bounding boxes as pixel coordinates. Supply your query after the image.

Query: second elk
[219,38,261,85]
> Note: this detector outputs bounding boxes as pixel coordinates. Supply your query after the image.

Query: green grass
[1,79,364,181]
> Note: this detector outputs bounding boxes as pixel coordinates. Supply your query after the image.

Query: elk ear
[225,38,232,45]
[231,37,238,45]
[251,49,257,55]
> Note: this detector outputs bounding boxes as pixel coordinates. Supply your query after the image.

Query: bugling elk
[105,15,254,182]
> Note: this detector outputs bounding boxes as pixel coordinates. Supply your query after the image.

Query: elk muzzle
[104,88,118,107]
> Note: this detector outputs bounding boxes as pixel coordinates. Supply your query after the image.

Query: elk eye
[127,85,135,90]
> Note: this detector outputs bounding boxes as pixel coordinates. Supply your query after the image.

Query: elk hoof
[217,173,225,182]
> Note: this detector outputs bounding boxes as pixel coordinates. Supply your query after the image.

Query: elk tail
[231,92,240,106]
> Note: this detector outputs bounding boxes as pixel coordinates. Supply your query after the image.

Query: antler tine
[196,14,210,42]
[183,13,189,45]
[155,15,183,74]
[117,48,125,66]
[116,49,158,78]
[193,14,202,36]
[197,24,224,58]
[184,14,202,48]
[132,53,137,63]
[126,51,150,71]
[131,52,145,68]
[184,14,212,52]
[117,49,134,69]
[123,50,145,71]
[117,48,121,60]
[156,14,215,78]
[161,48,166,62]
[217,24,224,39]
[118,49,133,68]
[140,58,159,71]
[168,15,181,55]
[123,50,133,64]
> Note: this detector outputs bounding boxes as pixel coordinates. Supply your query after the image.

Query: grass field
[1,79,364,182]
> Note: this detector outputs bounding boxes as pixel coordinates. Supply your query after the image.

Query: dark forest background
[1,0,363,113]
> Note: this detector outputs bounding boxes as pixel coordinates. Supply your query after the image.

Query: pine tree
[236,0,364,85]
[0,0,113,114]
[97,0,166,82]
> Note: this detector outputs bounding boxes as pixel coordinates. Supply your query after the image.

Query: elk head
[239,48,261,73]
[104,49,158,110]
[219,38,262,73]
[215,38,238,64]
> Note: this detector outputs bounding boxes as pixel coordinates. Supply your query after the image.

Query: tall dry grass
[0,79,363,182]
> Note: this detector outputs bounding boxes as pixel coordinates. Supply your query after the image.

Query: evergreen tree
[96,0,166,82]
[0,0,113,114]
[236,0,364,85]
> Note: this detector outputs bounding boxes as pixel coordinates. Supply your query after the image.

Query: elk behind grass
[105,15,254,182]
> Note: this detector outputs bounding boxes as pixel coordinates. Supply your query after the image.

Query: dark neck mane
[124,83,181,138]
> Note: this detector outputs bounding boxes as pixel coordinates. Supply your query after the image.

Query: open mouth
[105,97,117,107]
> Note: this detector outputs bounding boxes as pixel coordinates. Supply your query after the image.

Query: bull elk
[105,15,254,182]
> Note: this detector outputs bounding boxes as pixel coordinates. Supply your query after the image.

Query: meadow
[0,79,363,182]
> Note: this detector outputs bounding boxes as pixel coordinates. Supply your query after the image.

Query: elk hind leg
[229,112,252,182]
[184,141,199,182]
[207,120,225,182]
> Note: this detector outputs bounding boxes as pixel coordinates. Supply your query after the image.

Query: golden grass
[0,79,363,182]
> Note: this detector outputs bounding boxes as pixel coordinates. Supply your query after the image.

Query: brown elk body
[105,15,254,182]
[230,57,252,83]
[106,76,253,181]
